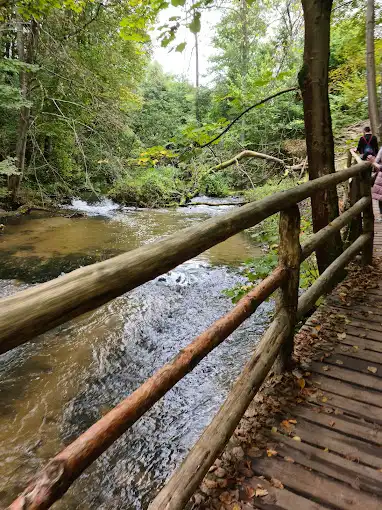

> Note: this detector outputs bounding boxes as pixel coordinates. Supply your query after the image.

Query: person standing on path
[356,126,379,160]
[370,147,382,221]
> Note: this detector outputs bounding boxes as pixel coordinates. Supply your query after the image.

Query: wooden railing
[4,161,374,510]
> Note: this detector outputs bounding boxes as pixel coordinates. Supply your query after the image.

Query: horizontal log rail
[149,233,372,510]
[6,162,375,510]
[8,268,287,510]
[0,162,370,355]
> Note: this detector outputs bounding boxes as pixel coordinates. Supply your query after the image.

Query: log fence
[3,158,374,510]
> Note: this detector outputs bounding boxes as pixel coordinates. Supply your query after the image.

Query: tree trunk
[240,0,249,143]
[9,17,37,203]
[366,0,378,136]
[299,0,343,275]
[194,30,200,125]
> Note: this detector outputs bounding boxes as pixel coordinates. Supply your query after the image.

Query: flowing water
[0,199,273,509]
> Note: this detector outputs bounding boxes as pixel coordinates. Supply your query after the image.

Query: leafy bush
[109,166,185,207]
[199,172,229,197]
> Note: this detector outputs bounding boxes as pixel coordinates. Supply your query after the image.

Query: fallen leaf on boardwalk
[284,456,295,463]
[219,492,232,503]
[335,360,344,365]
[322,366,330,371]
[324,448,329,452]
[359,332,366,338]
[271,426,278,433]
[245,486,256,499]
[204,479,219,489]
[337,332,347,340]
[215,467,226,478]
[231,504,241,510]
[314,325,322,331]
[271,478,284,489]
[281,420,292,431]
[292,436,301,441]
[352,345,359,352]
[321,396,328,403]
[288,419,297,424]
[367,366,378,374]
[255,488,269,498]
[267,449,278,457]
[297,378,306,389]
[329,421,336,427]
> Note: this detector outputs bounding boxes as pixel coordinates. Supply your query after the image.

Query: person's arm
[376,148,382,165]
[356,137,364,153]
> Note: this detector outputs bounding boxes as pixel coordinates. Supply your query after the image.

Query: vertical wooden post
[360,166,374,265]
[346,150,352,169]
[275,205,301,372]
[348,176,362,244]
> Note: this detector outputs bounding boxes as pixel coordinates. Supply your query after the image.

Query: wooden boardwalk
[247,203,382,509]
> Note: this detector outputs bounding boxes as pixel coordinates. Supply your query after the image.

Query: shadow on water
[0,200,272,508]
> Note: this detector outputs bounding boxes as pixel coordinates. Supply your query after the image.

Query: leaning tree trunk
[299,0,343,275]
[366,0,379,136]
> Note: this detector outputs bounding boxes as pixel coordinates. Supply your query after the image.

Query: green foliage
[108,166,185,207]
[199,172,229,197]
[0,157,20,176]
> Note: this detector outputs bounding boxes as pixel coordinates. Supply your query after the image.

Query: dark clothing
[379,201,382,215]
[357,133,379,160]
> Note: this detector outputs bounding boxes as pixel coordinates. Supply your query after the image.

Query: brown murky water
[0,200,269,509]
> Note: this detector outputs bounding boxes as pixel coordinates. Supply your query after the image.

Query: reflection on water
[0,201,270,509]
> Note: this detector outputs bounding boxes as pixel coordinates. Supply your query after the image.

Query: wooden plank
[251,456,382,509]
[311,362,382,390]
[292,418,382,468]
[322,334,382,353]
[338,334,382,353]
[309,389,382,424]
[244,475,326,510]
[271,433,382,495]
[326,299,382,318]
[332,346,382,365]
[0,162,369,355]
[333,325,382,343]
[312,374,382,408]
[325,305,382,326]
[324,353,382,378]
[294,405,382,446]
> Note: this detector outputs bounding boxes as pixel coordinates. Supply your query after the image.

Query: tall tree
[366,0,378,135]
[299,0,343,274]
[9,16,38,201]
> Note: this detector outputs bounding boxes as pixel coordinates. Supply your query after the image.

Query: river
[0,199,273,509]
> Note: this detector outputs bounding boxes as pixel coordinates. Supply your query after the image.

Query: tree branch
[198,87,298,148]
[210,150,287,171]
[61,2,104,40]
